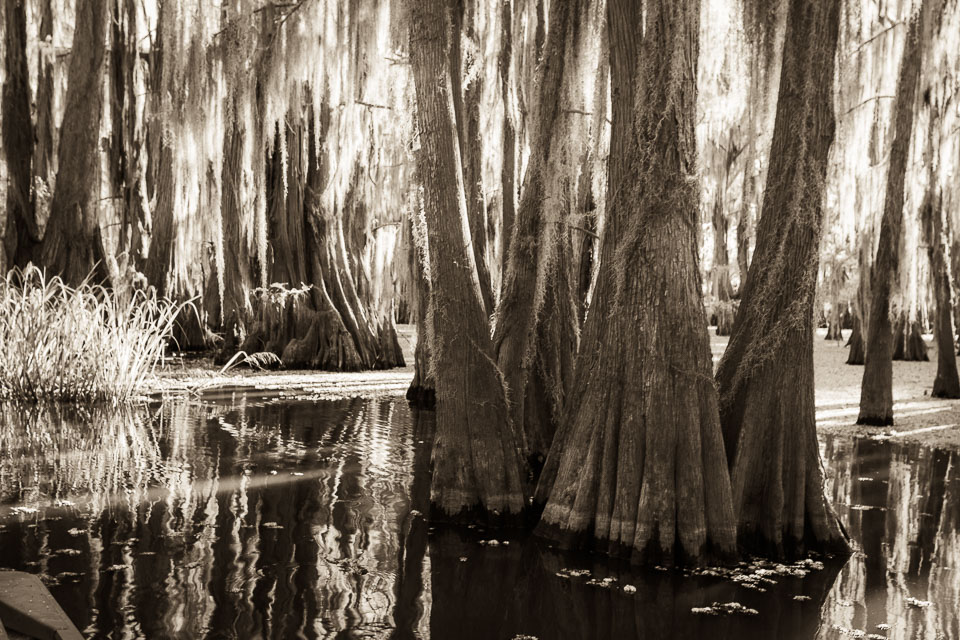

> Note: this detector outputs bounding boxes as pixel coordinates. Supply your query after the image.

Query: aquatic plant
[0,265,185,403]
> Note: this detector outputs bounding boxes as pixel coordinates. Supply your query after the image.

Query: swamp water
[0,391,957,639]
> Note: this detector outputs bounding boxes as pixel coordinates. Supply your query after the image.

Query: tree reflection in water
[0,397,957,639]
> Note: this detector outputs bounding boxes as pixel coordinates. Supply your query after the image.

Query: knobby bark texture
[409,0,525,521]
[536,0,737,565]
[39,0,110,285]
[858,9,924,425]
[2,0,39,268]
[493,0,581,466]
[715,0,849,558]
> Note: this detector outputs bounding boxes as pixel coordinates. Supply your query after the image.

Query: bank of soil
[151,324,960,447]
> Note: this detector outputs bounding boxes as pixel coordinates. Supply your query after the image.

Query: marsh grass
[0,265,186,403]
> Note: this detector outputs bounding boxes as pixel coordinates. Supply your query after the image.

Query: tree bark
[216,116,253,360]
[39,0,110,285]
[891,312,929,361]
[493,0,579,463]
[536,0,737,565]
[451,0,494,315]
[857,9,924,425]
[406,209,436,407]
[712,194,734,305]
[715,0,849,557]
[409,0,525,521]
[32,0,56,212]
[2,0,39,268]
[498,0,517,285]
[921,102,960,397]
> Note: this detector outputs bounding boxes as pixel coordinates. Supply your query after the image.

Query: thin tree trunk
[409,0,525,521]
[714,0,849,557]
[2,0,38,268]
[712,198,734,299]
[891,312,929,361]
[32,0,55,207]
[406,209,436,407]
[40,0,110,286]
[498,0,517,286]
[536,0,736,565]
[858,9,924,425]
[846,310,866,364]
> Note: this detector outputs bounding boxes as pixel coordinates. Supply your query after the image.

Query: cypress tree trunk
[498,0,517,284]
[714,0,848,557]
[927,193,960,397]
[858,10,924,426]
[536,0,737,565]
[217,116,253,360]
[921,103,960,397]
[891,312,929,361]
[712,196,735,304]
[409,0,525,521]
[39,0,110,285]
[2,0,39,268]
[452,0,494,315]
[406,211,436,407]
[32,0,55,213]
[846,311,865,364]
[493,0,579,463]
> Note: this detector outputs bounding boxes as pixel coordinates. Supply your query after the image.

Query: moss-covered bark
[858,9,924,425]
[537,0,736,565]
[39,0,110,286]
[409,0,525,521]
[715,0,849,558]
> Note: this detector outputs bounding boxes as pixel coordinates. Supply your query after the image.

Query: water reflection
[821,436,960,639]
[0,395,956,639]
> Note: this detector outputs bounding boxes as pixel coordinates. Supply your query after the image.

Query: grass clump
[0,265,185,403]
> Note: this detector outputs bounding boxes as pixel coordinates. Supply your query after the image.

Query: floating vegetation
[905,597,932,608]
[691,602,759,616]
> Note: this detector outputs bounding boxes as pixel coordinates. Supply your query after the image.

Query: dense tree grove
[2,0,960,564]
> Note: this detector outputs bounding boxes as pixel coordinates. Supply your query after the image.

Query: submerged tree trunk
[2,0,39,268]
[409,0,525,521]
[536,0,737,565]
[858,10,923,426]
[715,0,849,557]
[493,0,579,464]
[39,0,110,285]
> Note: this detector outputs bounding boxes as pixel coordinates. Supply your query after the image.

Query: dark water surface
[0,392,957,639]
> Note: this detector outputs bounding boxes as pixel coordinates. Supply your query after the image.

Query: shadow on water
[0,394,957,639]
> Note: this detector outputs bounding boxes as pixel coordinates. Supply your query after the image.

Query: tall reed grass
[0,265,184,403]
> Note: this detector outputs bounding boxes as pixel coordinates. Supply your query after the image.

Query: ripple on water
[0,397,957,639]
